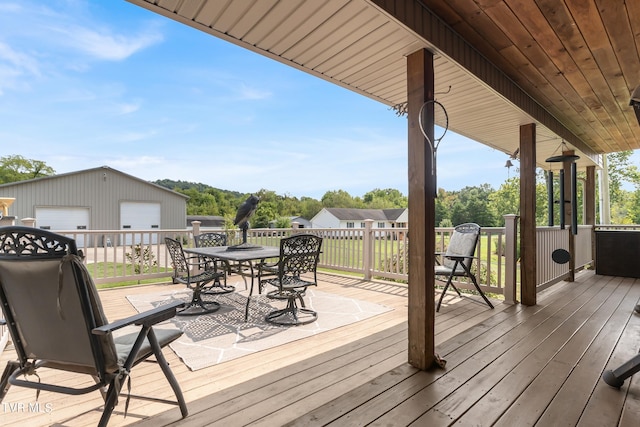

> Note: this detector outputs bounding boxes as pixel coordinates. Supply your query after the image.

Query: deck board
[2,271,639,426]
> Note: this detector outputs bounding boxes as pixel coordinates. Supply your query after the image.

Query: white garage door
[120,202,161,245]
[35,207,90,247]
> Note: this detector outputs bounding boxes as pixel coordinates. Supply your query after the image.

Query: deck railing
[0,218,596,292]
[0,218,600,353]
[536,225,594,291]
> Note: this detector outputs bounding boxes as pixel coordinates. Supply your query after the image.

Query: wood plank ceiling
[126,0,640,171]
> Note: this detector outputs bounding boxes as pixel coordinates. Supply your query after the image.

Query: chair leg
[98,377,122,427]
[177,286,220,316]
[0,361,20,402]
[469,274,494,309]
[603,352,640,388]
[436,275,458,312]
[148,330,188,418]
[202,271,235,295]
[266,296,317,326]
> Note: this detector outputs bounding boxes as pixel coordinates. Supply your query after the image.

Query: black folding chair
[435,223,494,312]
[0,226,187,426]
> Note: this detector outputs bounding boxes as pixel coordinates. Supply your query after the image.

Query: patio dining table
[184,245,280,321]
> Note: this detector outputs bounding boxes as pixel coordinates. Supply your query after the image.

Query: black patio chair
[0,226,187,426]
[193,232,235,294]
[165,236,224,315]
[258,234,323,325]
[435,223,494,312]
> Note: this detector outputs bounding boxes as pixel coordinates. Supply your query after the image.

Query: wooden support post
[520,124,537,306]
[407,48,437,370]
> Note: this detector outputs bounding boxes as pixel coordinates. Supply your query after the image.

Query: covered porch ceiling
[126,0,640,172]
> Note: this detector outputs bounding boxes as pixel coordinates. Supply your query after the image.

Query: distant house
[269,216,312,229]
[187,215,225,229]
[0,166,188,245]
[310,208,408,229]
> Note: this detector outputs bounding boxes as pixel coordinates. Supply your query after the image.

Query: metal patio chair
[0,226,187,426]
[602,304,640,388]
[193,232,235,294]
[258,234,323,325]
[165,236,225,315]
[435,223,494,312]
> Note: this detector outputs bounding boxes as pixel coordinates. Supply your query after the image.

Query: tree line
[2,152,640,228]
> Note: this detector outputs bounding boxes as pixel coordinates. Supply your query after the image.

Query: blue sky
[0,0,518,199]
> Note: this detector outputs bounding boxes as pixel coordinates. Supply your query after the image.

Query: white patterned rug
[126,285,392,371]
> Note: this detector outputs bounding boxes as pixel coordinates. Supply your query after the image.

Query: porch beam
[520,123,537,306]
[407,48,437,370]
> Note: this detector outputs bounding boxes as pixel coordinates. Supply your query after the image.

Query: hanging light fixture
[545,140,580,163]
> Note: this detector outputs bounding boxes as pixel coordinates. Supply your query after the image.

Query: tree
[181,189,219,215]
[321,189,362,208]
[251,201,279,228]
[607,151,640,206]
[489,178,519,225]
[435,188,455,226]
[450,184,499,227]
[273,217,292,228]
[0,155,55,183]
[299,197,323,219]
[362,188,408,208]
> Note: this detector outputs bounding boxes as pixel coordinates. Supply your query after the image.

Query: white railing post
[363,219,374,280]
[21,217,36,227]
[504,214,519,304]
[192,220,201,238]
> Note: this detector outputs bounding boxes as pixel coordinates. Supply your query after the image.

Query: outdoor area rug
[126,285,392,371]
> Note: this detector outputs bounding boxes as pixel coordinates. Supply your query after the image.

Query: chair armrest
[443,255,476,261]
[257,260,279,276]
[92,300,184,335]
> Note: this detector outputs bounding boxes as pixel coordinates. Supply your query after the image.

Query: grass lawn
[87,262,172,289]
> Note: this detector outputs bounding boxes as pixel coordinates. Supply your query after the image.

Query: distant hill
[153,179,244,198]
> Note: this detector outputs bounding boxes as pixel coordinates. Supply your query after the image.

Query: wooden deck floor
[2,271,639,426]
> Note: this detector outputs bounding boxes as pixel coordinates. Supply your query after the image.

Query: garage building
[0,166,188,246]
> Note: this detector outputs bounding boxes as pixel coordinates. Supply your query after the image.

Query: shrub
[125,244,158,274]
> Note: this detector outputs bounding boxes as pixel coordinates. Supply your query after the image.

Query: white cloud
[0,41,40,75]
[237,83,272,100]
[57,25,164,61]
[110,156,165,169]
[115,130,158,143]
[0,41,41,94]
[116,101,141,115]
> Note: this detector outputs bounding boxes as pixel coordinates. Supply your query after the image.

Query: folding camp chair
[435,223,494,312]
